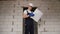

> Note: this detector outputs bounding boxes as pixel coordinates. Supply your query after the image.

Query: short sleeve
[24,10,27,14]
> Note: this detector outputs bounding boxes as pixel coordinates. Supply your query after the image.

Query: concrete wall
[0,1,23,34]
[0,0,60,34]
[37,1,60,34]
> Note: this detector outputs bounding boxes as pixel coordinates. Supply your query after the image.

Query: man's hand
[29,12,35,17]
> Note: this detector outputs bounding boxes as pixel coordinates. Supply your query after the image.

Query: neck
[28,9,31,11]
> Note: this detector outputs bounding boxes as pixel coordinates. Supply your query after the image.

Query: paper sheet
[31,8,43,22]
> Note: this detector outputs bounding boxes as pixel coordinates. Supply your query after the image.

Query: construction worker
[23,3,34,34]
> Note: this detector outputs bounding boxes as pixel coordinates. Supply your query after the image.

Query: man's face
[28,6,32,10]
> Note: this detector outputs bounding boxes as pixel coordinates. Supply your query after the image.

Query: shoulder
[24,10,27,14]
[24,10,27,11]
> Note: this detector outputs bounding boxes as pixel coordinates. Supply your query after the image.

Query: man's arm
[23,13,29,18]
[23,10,29,18]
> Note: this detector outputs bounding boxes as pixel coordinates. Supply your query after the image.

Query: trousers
[25,18,34,34]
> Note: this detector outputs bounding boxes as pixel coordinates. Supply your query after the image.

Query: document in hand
[31,8,43,22]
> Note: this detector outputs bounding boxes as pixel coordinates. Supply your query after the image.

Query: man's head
[28,3,34,10]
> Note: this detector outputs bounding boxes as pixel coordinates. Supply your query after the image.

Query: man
[23,3,34,34]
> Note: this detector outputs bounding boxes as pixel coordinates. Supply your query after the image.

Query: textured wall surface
[0,1,23,34]
[0,0,60,34]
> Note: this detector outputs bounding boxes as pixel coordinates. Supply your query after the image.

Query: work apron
[24,11,34,34]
